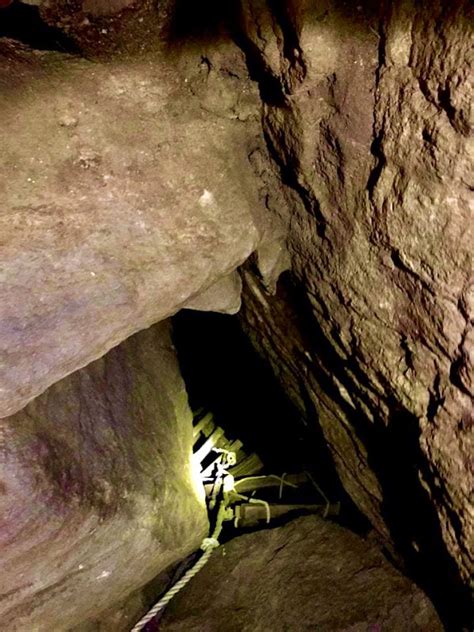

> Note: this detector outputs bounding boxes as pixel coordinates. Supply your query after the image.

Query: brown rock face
[0,40,269,418]
[0,321,208,630]
[160,515,443,632]
[232,0,473,620]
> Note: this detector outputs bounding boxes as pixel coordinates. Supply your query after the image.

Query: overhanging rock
[0,42,268,418]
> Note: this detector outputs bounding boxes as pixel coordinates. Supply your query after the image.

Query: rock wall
[0,321,208,630]
[233,0,473,621]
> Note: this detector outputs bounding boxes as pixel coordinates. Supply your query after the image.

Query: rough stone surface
[183,271,243,315]
[0,0,472,627]
[232,0,473,619]
[0,39,272,418]
[0,321,208,631]
[160,516,443,632]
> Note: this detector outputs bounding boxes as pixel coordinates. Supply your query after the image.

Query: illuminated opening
[172,310,367,536]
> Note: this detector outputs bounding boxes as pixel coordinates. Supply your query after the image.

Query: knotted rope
[129,457,234,632]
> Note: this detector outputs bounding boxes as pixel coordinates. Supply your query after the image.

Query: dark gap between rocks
[0,2,79,53]
[172,309,369,540]
[166,0,230,45]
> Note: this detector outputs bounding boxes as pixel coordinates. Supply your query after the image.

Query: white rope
[130,452,331,632]
[129,539,219,632]
[129,465,233,632]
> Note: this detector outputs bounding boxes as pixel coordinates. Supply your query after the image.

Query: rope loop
[201,537,220,552]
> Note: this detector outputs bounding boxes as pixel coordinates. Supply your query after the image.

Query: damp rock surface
[159,516,443,632]
[0,321,208,631]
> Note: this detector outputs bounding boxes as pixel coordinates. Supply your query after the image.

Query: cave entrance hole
[172,309,367,537]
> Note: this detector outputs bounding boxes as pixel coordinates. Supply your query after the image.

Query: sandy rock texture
[160,515,443,632]
[233,0,473,620]
[0,321,208,630]
[0,36,270,418]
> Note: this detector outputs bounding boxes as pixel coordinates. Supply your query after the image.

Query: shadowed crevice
[0,2,79,53]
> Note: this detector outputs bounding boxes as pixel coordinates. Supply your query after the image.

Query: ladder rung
[193,413,215,440]
[194,426,225,468]
[228,453,264,477]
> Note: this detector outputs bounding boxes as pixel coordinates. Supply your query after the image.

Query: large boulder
[160,515,443,632]
[0,321,208,630]
[234,0,473,619]
[0,37,268,418]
